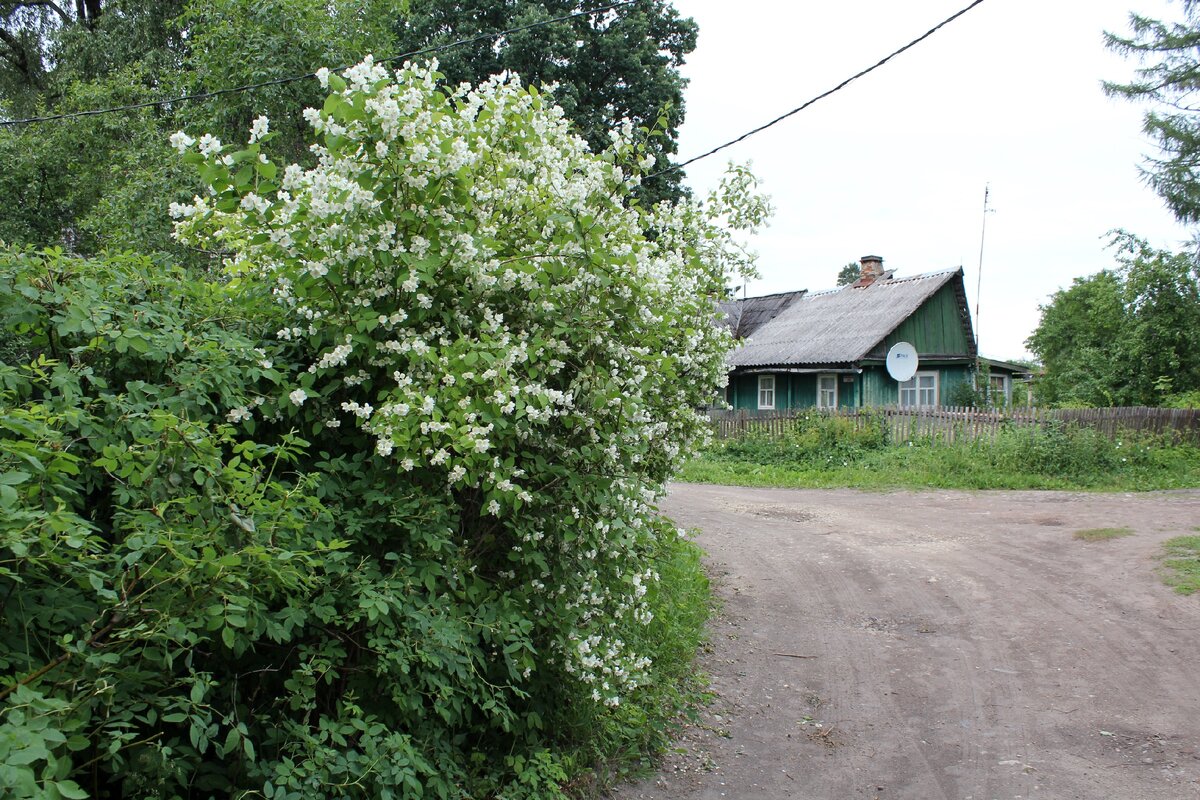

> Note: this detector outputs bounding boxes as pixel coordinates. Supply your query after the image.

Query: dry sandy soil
[611,484,1200,800]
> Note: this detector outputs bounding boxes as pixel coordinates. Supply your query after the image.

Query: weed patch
[1162,536,1200,595]
[687,421,1200,492]
[1073,527,1134,541]
[561,528,713,794]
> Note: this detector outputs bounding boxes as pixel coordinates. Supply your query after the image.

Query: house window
[757,374,776,410]
[817,374,838,409]
[989,374,1010,406]
[899,371,938,408]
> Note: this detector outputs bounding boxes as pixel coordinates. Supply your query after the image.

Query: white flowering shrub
[164,58,767,795]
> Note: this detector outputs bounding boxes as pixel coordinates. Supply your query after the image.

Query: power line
[0,0,637,128]
[650,0,988,179]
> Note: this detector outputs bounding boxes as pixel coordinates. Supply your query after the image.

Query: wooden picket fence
[708,406,1200,444]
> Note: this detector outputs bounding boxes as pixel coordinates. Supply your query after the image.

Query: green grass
[681,421,1200,492]
[561,528,713,796]
[1073,527,1134,541]
[1162,535,1200,595]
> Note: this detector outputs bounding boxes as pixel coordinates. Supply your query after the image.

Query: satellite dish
[886,341,919,382]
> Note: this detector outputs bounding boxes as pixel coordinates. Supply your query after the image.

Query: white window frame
[899,370,939,408]
[817,373,838,409]
[757,374,776,410]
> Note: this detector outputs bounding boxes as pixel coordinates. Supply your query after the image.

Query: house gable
[866,280,975,361]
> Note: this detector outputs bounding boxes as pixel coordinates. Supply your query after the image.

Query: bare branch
[2,1,74,25]
[0,25,34,79]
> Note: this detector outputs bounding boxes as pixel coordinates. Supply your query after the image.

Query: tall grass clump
[709,411,889,469]
[684,416,1200,491]
[557,528,711,793]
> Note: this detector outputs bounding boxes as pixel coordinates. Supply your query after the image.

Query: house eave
[731,366,864,375]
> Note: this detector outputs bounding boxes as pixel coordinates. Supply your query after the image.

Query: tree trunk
[74,0,101,26]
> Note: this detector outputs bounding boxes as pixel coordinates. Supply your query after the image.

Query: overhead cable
[649,0,989,178]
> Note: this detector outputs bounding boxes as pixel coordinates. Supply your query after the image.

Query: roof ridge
[738,268,962,302]
[804,268,959,298]
[881,267,961,285]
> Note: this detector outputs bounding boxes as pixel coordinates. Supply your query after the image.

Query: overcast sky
[670,0,1192,360]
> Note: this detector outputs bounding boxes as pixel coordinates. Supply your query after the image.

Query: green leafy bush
[1,249,343,798]
[708,411,889,468]
[687,417,1200,491]
[1,58,762,798]
[1164,389,1200,409]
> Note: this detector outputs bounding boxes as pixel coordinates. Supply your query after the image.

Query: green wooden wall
[729,364,975,410]
[858,368,893,407]
[856,364,974,406]
[869,284,972,359]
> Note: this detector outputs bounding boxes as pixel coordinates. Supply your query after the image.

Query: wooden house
[720,256,1028,411]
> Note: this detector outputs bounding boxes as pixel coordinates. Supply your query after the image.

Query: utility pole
[975,184,992,354]
[974,184,995,402]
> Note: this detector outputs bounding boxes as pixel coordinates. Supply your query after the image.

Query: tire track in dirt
[814,504,1030,800]
[611,485,1200,800]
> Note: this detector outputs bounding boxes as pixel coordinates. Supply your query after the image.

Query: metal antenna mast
[975,184,993,353]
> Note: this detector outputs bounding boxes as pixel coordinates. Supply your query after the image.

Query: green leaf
[52,780,90,799]
[223,727,240,756]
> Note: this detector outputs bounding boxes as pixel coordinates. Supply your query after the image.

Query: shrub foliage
[693,414,1200,491]
[0,60,767,798]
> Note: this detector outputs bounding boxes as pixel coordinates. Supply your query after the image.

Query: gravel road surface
[613,484,1200,800]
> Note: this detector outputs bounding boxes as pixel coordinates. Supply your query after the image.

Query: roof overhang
[730,366,863,375]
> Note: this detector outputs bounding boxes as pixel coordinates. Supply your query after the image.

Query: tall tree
[1027,233,1200,406]
[390,0,697,206]
[1105,2,1200,223]
[1026,269,1130,406]
[1117,233,1200,400]
[1,1,193,252]
[836,260,859,286]
[0,0,697,255]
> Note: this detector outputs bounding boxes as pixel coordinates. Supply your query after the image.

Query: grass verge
[561,527,712,796]
[1073,527,1134,541]
[681,420,1200,492]
[1162,535,1200,595]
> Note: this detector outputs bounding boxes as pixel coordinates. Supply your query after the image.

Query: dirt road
[614,485,1200,800]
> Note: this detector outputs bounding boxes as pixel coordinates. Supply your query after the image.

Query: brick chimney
[855,255,885,287]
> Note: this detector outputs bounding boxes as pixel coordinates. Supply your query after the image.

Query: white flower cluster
[171,59,766,703]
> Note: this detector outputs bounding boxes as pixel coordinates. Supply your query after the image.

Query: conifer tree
[1106,1,1200,223]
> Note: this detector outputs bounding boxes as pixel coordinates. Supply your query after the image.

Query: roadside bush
[1,248,341,798]
[553,523,711,789]
[710,411,888,468]
[0,59,765,798]
[945,378,989,409]
[687,414,1199,491]
[986,421,1162,478]
[1164,389,1200,408]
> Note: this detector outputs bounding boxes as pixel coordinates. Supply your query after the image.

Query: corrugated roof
[717,290,806,339]
[727,269,965,367]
